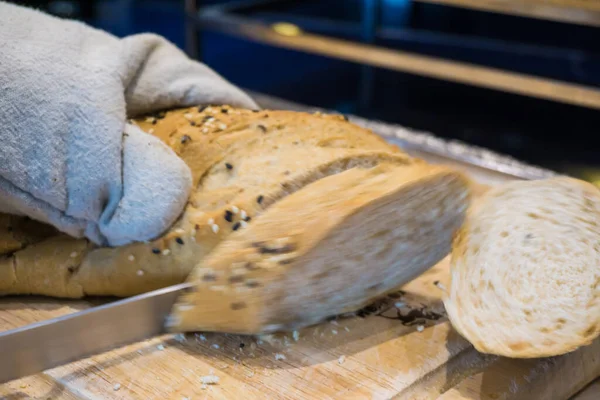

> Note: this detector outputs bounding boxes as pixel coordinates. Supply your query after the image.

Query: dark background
[7,0,600,183]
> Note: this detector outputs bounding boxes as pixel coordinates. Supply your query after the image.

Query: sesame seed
[239,342,245,348]
[191,229,197,237]
[225,163,233,170]
[224,210,233,222]
[190,121,196,126]
[394,302,405,308]
[240,221,248,228]
[338,355,346,364]
[245,280,260,288]
[202,128,209,134]
[152,248,161,254]
[175,237,184,245]
[137,270,144,276]
[148,128,155,134]
[257,125,267,133]
[162,249,171,256]
[70,252,78,258]
[113,383,121,391]
[230,301,246,310]
[344,327,350,332]
[221,108,229,113]
[274,353,286,361]
[197,334,207,341]
[416,325,425,332]
[184,113,193,120]
[257,195,264,204]
[293,331,299,341]
[244,216,252,222]
[231,206,239,214]
[157,344,165,350]
[211,224,220,234]
[240,210,247,220]
[208,218,214,225]
[218,123,227,130]
[212,344,220,349]
[181,135,191,144]
[332,329,338,335]
[145,117,156,123]
[232,222,241,231]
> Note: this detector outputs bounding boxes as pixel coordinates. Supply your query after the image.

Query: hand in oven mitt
[0,2,257,247]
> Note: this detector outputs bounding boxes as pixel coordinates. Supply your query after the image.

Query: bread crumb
[70,251,78,258]
[128,255,135,262]
[338,355,346,364]
[136,270,144,276]
[416,325,425,332]
[113,383,121,391]
[162,249,171,256]
[157,344,165,350]
[200,375,220,385]
[292,331,300,341]
[174,333,186,343]
[275,353,286,361]
[211,224,220,234]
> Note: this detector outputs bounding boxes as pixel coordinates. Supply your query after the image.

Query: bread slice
[169,163,470,334]
[444,177,600,358]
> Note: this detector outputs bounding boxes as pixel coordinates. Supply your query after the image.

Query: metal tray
[252,91,558,184]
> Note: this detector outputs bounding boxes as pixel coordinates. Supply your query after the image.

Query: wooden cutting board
[1,158,598,400]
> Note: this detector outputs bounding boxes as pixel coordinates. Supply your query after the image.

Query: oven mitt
[0,2,258,247]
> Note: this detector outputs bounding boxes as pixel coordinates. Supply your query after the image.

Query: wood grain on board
[1,155,598,400]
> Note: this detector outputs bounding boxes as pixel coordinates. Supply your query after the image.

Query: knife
[0,282,192,384]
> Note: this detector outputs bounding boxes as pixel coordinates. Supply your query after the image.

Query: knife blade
[0,282,192,384]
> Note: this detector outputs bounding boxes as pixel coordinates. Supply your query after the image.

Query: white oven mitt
[0,2,258,247]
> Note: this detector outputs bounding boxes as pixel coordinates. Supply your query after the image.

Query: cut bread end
[445,177,600,358]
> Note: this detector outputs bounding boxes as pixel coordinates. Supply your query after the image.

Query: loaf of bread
[0,106,471,333]
[444,177,600,358]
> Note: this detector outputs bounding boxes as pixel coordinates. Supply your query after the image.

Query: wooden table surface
[1,148,598,400]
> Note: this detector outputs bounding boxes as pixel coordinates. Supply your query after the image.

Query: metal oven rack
[184,0,600,111]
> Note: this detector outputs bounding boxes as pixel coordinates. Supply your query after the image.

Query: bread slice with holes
[0,106,471,335]
[444,177,600,358]
[170,162,470,334]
